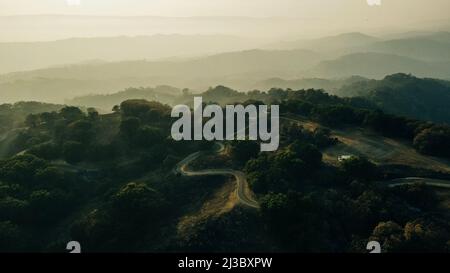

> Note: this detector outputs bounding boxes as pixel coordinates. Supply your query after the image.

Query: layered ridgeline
[2,31,450,104]
[0,34,267,74]
[307,52,450,79]
[269,32,450,78]
[272,32,450,62]
[66,73,450,124]
[67,86,181,111]
[0,49,321,103]
[268,32,381,52]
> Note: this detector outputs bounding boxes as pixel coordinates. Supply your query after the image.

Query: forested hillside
[337,74,450,124]
[1,88,450,252]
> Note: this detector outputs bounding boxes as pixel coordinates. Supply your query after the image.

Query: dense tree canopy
[1,87,450,253]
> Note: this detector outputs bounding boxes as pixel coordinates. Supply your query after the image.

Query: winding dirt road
[384,177,450,189]
[174,143,260,209]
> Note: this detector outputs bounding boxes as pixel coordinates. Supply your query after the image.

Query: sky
[0,0,449,21]
[1,0,449,42]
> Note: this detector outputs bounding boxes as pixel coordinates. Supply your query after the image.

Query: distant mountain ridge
[2,31,450,103]
[308,52,450,79]
[271,32,379,52]
[254,76,368,93]
[0,34,266,74]
[366,37,450,62]
[0,48,323,103]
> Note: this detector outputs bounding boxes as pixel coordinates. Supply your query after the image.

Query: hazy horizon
[1,0,450,104]
[2,0,449,18]
[1,0,450,42]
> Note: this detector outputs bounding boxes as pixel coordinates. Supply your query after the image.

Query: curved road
[384,177,450,189]
[174,143,260,209]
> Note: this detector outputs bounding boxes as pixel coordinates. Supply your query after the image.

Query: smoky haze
[1,0,450,41]
[0,0,450,105]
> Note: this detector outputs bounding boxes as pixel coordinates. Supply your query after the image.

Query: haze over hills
[3,1,450,255]
[365,37,450,62]
[2,48,321,80]
[269,32,380,52]
[425,31,450,44]
[67,86,181,111]
[0,77,174,104]
[2,30,450,103]
[308,52,450,79]
[2,4,450,253]
[271,31,450,62]
[2,13,450,75]
[0,49,323,102]
[254,76,368,93]
[64,73,450,126]
[0,34,268,74]
[0,15,318,42]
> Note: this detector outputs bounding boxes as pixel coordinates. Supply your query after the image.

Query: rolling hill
[308,52,450,79]
[269,32,379,52]
[0,34,267,74]
[253,76,368,93]
[366,37,450,62]
[67,86,181,110]
[0,49,323,103]
[3,31,450,104]
[337,73,450,124]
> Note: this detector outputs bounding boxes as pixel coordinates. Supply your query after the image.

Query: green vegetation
[338,73,450,124]
[1,83,450,253]
[0,99,208,252]
[272,88,450,160]
[3,9,450,254]
[0,102,64,134]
